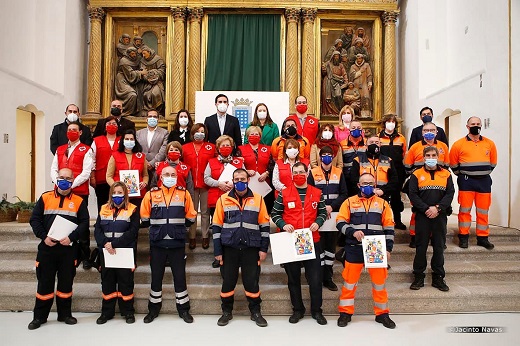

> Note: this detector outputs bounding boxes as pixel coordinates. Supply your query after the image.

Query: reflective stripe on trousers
[458,191,491,236]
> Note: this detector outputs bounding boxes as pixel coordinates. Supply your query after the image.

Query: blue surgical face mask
[422,115,433,123]
[147,117,158,127]
[112,195,125,206]
[123,140,135,149]
[423,132,435,141]
[321,155,333,165]
[162,177,177,188]
[360,185,374,197]
[234,181,248,192]
[351,129,362,138]
[425,158,438,168]
[57,179,73,191]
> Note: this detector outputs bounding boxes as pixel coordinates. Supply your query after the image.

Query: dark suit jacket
[409,125,449,148]
[92,116,136,138]
[204,113,242,147]
[49,120,92,154]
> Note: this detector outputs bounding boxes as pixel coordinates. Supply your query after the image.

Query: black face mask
[366,144,380,158]
[469,126,481,135]
[111,107,122,116]
[285,126,297,137]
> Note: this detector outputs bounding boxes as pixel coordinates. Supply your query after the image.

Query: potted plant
[13,196,36,223]
[0,198,18,222]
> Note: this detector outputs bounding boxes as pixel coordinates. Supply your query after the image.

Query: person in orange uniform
[90,116,121,211]
[449,117,497,250]
[378,114,407,230]
[272,139,310,197]
[286,95,319,146]
[154,141,194,196]
[238,126,275,211]
[339,120,367,196]
[404,122,449,248]
[212,169,271,327]
[182,123,216,249]
[271,118,311,160]
[140,166,197,324]
[336,173,396,329]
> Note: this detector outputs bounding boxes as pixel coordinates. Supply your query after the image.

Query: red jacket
[207,157,244,208]
[275,158,310,197]
[239,144,271,174]
[57,143,91,196]
[182,142,216,189]
[93,136,120,183]
[112,151,146,198]
[287,114,319,146]
[281,184,322,242]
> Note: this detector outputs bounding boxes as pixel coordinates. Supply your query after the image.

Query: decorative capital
[87,6,105,21]
[188,8,203,23]
[171,7,187,21]
[285,8,300,23]
[301,8,317,24]
[382,11,399,25]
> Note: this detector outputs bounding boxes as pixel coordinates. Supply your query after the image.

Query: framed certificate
[120,169,140,197]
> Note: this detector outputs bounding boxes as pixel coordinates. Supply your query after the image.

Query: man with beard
[354,27,371,51]
[115,47,142,116]
[116,34,132,59]
[346,38,370,73]
[349,54,373,119]
[340,26,354,51]
[321,51,348,116]
[323,39,345,64]
[140,46,166,116]
[133,36,144,56]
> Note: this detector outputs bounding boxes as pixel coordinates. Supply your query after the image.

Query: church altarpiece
[84,0,398,133]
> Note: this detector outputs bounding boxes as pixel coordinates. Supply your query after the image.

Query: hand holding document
[102,248,135,269]
[320,212,339,232]
[361,234,388,268]
[248,172,272,197]
[269,228,316,265]
[218,164,236,182]
[47,215,77,241]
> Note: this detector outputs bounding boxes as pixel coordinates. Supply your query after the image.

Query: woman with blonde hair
[335,105,356,142]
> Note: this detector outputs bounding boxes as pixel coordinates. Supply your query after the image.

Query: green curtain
[204,14,281,91]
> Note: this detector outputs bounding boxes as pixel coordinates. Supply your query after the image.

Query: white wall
[400,0,512,227]
[511,0,520,228]
[0,0,87,202]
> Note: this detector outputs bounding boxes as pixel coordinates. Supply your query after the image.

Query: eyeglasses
[359,182,375,187]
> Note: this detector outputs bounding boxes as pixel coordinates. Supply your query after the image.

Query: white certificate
[319,212,339,232]
[218,164,237,182]
[47,215,77,241]
[102,248,135,269]
[361,235,388,268]
[248,172,272,197]
[269,228,316,265]
[119,169,140,197]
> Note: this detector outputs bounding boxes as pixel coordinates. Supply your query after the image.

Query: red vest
[239,144,271,174]
[182,142,216,189]
[281,184,322,242]
[156,161,191,189]
[207,157,244,208]
[276,158,310,197]
[93,136,120,183]
[56,143,91,196]
[112,151,146,198]
[287,114,319,146]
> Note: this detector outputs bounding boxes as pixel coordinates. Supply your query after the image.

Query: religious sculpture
[114,47,142,116]
[354,27,371,51]
[346,38,370,74]
[343,82,361,115]
[133,36,144,57]
[349,54,373,119]
[139,46,166,116]
[340,26,354,51]
[116,34,132,59]
[321,51,348,117]
[323,39,346,64]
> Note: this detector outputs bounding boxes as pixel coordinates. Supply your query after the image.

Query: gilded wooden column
[301,8,317,115]
[285,8,300,114]
[382,11,399,115]
[171,7,187,116]
[86,6,105,116]
[187,8,203,115]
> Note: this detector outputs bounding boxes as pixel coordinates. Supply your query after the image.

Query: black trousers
[100,252,135,317]
[94,183,110,212]
[264,190,275,215]
[220,246,262,313]
[389,190,405,223]
[413,213,447,278]
[319,231,337,283]
[77,194,91,262]
[284,241,323,314]
[148,246,190,315]
[33,244,77,320]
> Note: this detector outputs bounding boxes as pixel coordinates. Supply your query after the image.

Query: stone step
[3,280,520,315]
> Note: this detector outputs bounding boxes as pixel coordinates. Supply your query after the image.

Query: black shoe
[83,260,92,270]
[459,237,468,248]
[395,222,407,230]
[217,312,233,326]
[337,313,352,327]
[375,314,396,329]
[323,280,338,291]
[432,277,450,292]
[335,248,345,264]
[28,318,46,330]
[250,312,268,327]
[409,236,416,248]
[312,312,328,325]
[57,316,77,325]
[143,313,158,324]
[96,314,112,325]
[179,311,194,323]
[410,277,424,290]
[387,264,391,270]
[289,311,305,324]
[212,259,221,268]
[477,238,494,250]
[125,315,135,324]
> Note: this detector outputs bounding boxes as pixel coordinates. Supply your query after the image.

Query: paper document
[248,172,272,197]
[319,212,338,232]
[269,228,316,265]
[120,169,140,197]
[102,248,135,269]
[47,215,77,241]
[361,235,388,268]
[218,164,237,182]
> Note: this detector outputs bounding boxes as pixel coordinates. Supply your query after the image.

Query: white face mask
[179,117,189,127]
[67,113,79,123]
[162,177,177,188]
[342,113,352,124]
[286,148,299,159]
[257,111,267,120]
[322,130,333,140]
[385,122,396,131]
[217,103,228,113]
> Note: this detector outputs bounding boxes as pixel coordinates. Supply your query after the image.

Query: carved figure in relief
[354,27,371,51]
[349,54,373,119]
[343,82,361,115]
[323,39,346,64]
[321,51,348,116]
[139,46,166,116]
[340,26,354,51]
[346,38,370,74]
[114,47,141,116]
[116,34,132,59]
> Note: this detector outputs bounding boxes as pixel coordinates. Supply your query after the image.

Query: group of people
[29,95,496,331]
